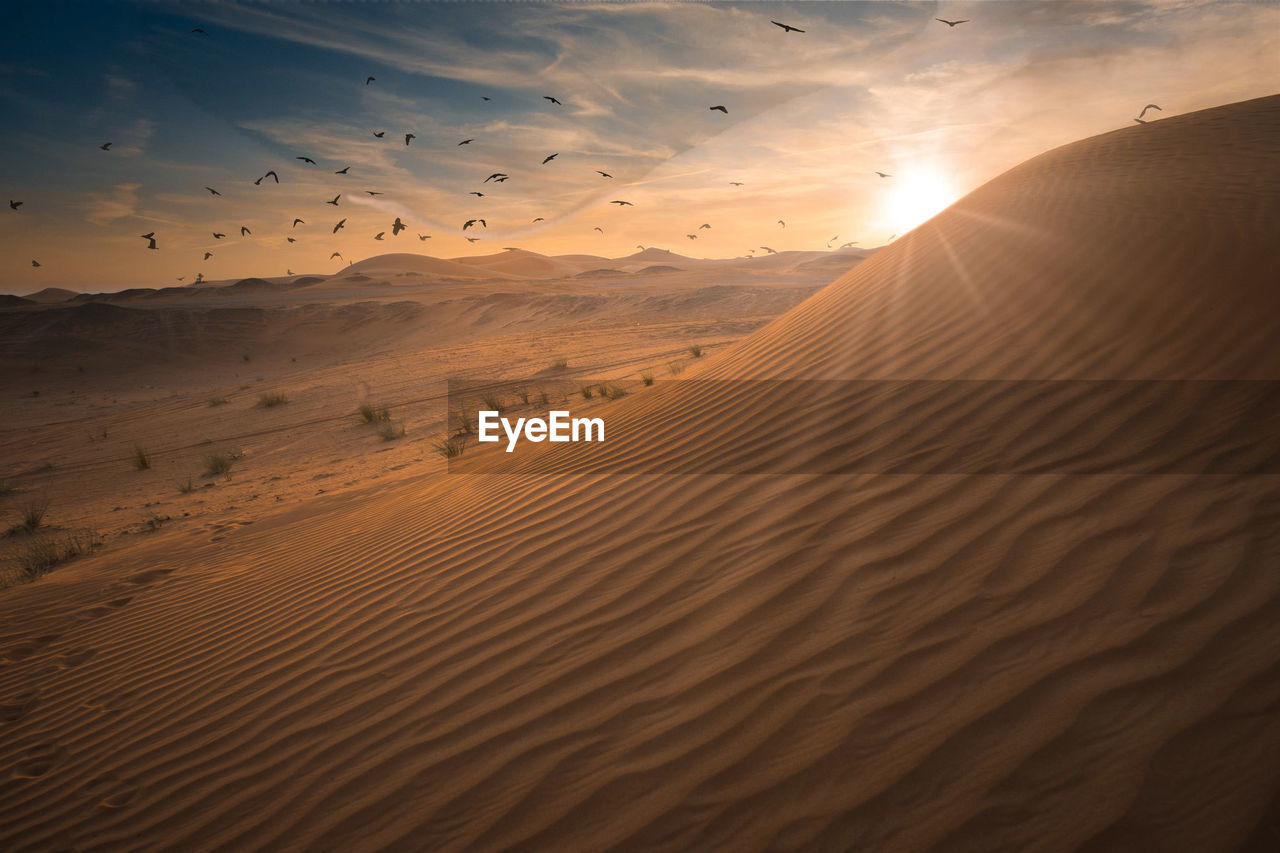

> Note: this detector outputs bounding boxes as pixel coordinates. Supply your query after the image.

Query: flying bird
[287,237,296,243]
[366,191,384,196]
[875,171,892,178]
[532,217,544,223]
[9,200,21,210]
[365,76,375,85]
[373,131,385,138]
[374,232,384,240]
[100,142,112,151]
[458,138,474,145]
[771,20,805,33]
[542,153,558,164]
[327,195,341,205]
[213,232,225,239]
[296,156,316,165]
[698,223,711,229]
[254,170,279,185]
[596,170,612,178]
[594,227,604,233]
[465,237,480,243]
[710,105,728,113]
[484,172,507,182]
[935,18,970,27]
[330,252,342,260]
[778,220,786,228]
[140,232,154,240]
[391,217,406,236]
[1138,103,1162,119]
[203,251,213,260]
[240,226,251,236]
[287,270,293,275]
[827,236,838,247]
[492,176,509,182]
[760,246,777,254]
[611,200,633,206]
[687,234,697,240]
[839,241,859,249]
[31,260,40,267]
[481,96,490,101]
[418,234,430,240]
[729,181,744,186]
[543,96,562,105]
[469,192,485,197]
[191,28,207,35]
[292,218,305,227]
[404,133,415,145]
[204,186,221,196]
[463,219,486,230]
[333,219,346,233]
[335,166,349,174]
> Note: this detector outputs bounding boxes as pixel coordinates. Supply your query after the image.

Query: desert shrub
[481,393,503,412]
[204,452,235,477]
[15,538,60,579]
[580,384,594,399]
[379,420,405,441]
[550,358,568,370]
[177,476,195,494]
[601,383,628,400]
[640,372,654,386]
[208,395,230,406]
[433,436,465,458]
[360,403,391,423]
[133,445,151,471]
[258,391,288,407]
[667,361,686,376]
[17,496,48,532]
[688,344,703,358]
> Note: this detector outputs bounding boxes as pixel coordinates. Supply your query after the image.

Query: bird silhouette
[287,237,296,243]
[296,156,317,165]
[484,173,507,182]
[465,237,480,243]
[330,252,342,260]
[611,200,633,206]
[292,218,305,227]
[596,170,612,178]
[213,232,225,239]
[418,234,430,241]
[935,18,969,27]
[287,269,293,275]
[203,251,213,260]
[532,217,544,223]
[888,234,897,240]
[458,138,474,145]
[374,232,384,240]
[335,166,349,174]
[373,131,385,138]
[760,246,777,254]
[839,241,859,248]
[31,260,40,267]
[729,181,744,186]
[543,96,562,105]
[687,234,697,240]
[542,153,558,164]
[392,217,406,236]
[240,226,251,236]
[204,186,221,196]
[191,28,207,35]
[365,76,375,85]
[463,219,486,230]
[698,223,711,229]
[100,142,112,151]
[366,191,384,196]
[9,200,22,210]
[1138,104,1162,118]
[771,20,805,33]
[147,238,158,250]
[469,192,485,197]
[492,176,509,182]
[636,245,645,250]
[710,105,728,113]
[333,219,346,233]
[778,220,786,228]
[594,227,604,233]
[827,235,838,247]
[481,96,490,101]
[327,195,341,205]
[140,232,154,240]
[404,133,415,145]
[254,170,280,185]
[875,171,892,178]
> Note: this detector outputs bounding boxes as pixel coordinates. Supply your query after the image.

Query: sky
[1,0,1278,293]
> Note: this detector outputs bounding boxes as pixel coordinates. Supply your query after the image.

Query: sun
[885,170,959,233]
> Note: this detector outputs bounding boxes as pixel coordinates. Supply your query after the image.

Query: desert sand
[1,95,1278,850]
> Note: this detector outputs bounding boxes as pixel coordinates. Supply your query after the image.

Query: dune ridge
[1,95,1278,851]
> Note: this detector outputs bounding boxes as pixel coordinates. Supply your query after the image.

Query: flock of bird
[9,14,1161,277]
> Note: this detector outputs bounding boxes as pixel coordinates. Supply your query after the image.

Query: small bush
[640,372,654,386]
[204,452,235,477]
[550,358,568,371]
[208,395,230,406]
[133,445,151,471]
[177,476,195,494]
[258,391,289,408]
[516,386,530,406]
[601,383,628,400]
[433,436,465,458]
[580,384,594,399]
[667,361,686,376]
[481,393,503,412]
[452,410,474,436]
[538,391,550,406]
[688,344,703,358]
[15,538,60,579]
[359,403,391,423]
[378,421,405,441]
[17,496,48,532]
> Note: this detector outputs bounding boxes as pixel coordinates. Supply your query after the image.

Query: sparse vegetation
[688,344,703,358]
[601,383,628,400]
[177,476,195,494]
[667,360,686,376]
[433,436,466,458]
[16,496,48,532]
[481,393,504,412]
[208,395,230,406]
[452,410,474,436]
[359,403,391,423]
[378,420,406,441]
[550,358,569,370]
[640,372,654,386]
[10,531,99,583]
[538,391,550,406]
[517,386,530,405]
[203,451,237,477]
[258,390,289,407]
[580,384,595,399]
[133,445,151,471]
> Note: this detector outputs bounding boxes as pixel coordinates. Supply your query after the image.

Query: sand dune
[1,95,1278,851]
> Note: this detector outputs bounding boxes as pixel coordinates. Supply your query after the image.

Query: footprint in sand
[12,743,64,779]
[0,690,39,723]
[126,568,174,586]
[1,634,62,663]
[79,597,132,620]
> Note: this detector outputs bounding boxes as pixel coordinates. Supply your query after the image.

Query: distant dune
[22,287,79,303]
[1,95,1277,851]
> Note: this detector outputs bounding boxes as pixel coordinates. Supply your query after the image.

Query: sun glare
[885,171,959,232]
